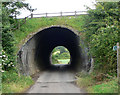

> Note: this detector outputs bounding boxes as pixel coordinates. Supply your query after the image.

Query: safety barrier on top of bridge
[14,11,87,31]
[14,11,87,30]
[19,11,88,19]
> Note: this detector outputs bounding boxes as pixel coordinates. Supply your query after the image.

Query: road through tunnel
[17,26,87,76]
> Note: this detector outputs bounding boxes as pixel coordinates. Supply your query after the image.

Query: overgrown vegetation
[76,73,118,93]
[83,2,119,75]
[1,1,34,93]
[1,1,119,94]
[88,78,118,93]
[76,2,119,93]
[76,72,118,93]
[2,70,34,93]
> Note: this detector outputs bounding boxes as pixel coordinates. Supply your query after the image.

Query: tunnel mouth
[50,46,71,68]
[32,26,82,70]
[34,26,83,71]
[18,26,86,75]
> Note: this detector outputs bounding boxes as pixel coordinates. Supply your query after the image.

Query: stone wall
[17,37,40,76]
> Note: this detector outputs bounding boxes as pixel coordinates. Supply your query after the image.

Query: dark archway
[17,26,87,76]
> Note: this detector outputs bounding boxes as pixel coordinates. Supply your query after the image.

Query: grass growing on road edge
[2,70,34,93]
[87,78,118,93]
[76,72,118,93]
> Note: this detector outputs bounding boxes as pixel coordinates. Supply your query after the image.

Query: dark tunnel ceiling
[33,26,83,70]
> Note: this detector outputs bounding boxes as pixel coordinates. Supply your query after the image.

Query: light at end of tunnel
[50,46,71,66]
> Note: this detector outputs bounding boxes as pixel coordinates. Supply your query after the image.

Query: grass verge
[87,78,118,93]
[76,72,118,93]
[2,70,34,93]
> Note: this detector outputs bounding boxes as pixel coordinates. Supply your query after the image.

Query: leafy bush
[52,46,70,59]
[1,50,15,71]
[59,52,70,59]
[51,55,59,64]
[2,2,33,71]
[83,2,119,74]
[2,70,18,82]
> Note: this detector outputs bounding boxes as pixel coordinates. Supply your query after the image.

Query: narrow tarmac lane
[27,67,85,93]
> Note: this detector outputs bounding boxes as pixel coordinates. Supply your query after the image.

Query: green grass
[76,73,96,88]
[88,78,118,93]
[2,70,34,93]
[76,72,118,93]
[14,16,85,52]
[58,59,70,64]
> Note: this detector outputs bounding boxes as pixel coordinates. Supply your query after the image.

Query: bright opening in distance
[51,46,70,65]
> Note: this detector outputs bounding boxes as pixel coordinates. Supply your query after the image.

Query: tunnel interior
[18,26,86,75]
[34,26,83,70]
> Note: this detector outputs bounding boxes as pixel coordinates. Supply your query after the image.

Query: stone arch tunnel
[17,26,88,76]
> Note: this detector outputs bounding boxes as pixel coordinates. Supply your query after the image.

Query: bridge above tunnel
[17,26,88,76]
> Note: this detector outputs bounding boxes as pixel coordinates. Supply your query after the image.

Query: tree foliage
[83,2,119,74]
[52,46,70,59]
[2,2,33,71]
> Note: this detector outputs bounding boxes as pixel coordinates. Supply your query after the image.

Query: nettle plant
[1,50,14,72]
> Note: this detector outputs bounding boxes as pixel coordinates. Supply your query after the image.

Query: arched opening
[51,46,71,66]
[18,26,87,75]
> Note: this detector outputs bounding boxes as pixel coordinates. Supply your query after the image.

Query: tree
[2,1,34,71]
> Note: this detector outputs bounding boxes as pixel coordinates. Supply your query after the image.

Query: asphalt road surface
[27,65,85,93]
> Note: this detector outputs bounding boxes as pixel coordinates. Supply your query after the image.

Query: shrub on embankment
[76,2,119,93]
[82,2,119,75]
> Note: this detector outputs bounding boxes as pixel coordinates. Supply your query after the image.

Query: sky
[18,0,96,18]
